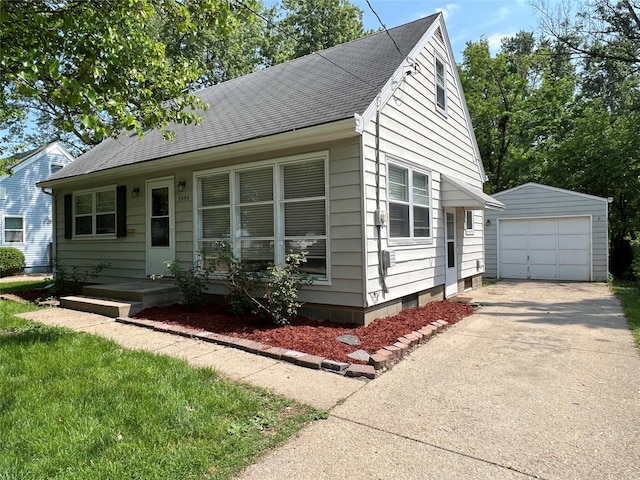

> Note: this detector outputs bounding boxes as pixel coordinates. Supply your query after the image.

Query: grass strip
[0,301,322,479]
[610,280,640,348]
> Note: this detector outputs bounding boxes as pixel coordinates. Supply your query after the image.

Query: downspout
[41,187,55,273]
[375,106,389,293]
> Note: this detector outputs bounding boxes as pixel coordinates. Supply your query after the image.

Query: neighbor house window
[196,153,328,278]
[435,56,447,112]
[388,163,431,240]
[465,210,474,234]
[73,189,116,236]
[4,217,24,243]
[50,163,64,175]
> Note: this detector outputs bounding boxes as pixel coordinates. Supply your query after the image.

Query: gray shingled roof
[48,14,438,181]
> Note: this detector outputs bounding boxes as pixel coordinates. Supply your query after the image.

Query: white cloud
[434,4,460,20]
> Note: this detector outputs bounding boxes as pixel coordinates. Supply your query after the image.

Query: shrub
[209,242,312,326]
[0,247,25,276]
[51,260,110,293]
[164,260,211,310]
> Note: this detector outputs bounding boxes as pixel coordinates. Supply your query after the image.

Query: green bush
[164,260,212,310]
[51,260,110,293]
[209,242,312,326]
[0,247,25,276]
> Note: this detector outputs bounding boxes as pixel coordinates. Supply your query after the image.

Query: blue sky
[354,0,541,59]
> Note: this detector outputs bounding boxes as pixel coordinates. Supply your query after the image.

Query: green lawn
[0,278,51,294]
[0,300,321,479]
[611,280,640,348]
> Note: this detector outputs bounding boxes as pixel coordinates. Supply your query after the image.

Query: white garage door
[499,217,591,281]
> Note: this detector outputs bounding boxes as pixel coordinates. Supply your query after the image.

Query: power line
[364,0,403,56]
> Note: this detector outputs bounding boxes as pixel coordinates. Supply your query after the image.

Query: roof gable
[494,182,608,202]
[1,142,74,182]
[45,14,439,183]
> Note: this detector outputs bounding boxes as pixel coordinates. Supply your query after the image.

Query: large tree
[0,0,251,157]
[459,32,575,193]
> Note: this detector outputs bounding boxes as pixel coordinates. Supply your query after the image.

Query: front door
[146,177,175,276]
[445,209,458,298]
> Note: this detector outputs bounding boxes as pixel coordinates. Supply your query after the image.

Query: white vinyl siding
[73,188,116,237]
[363,28,485,306]
[3,217,24,243]
[195,153,329,278]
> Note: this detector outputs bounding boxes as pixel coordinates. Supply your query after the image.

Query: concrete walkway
[238,281,640,480]
[16,281,640,479]
[16,308,365,410]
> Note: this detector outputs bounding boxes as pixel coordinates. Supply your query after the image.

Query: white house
[484,183,609,282]
[1,141,74,273]
[38,14,503,323]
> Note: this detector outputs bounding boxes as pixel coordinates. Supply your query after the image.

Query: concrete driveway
[238,281,640,480]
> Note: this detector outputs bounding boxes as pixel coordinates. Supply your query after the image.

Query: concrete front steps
[60,281,180,318]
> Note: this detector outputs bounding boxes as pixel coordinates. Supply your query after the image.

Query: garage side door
[499,217,591,281]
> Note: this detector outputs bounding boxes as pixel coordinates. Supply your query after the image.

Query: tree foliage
[260,0,372,66]
[459,33,575,193]
[537,0,640,74]
[0,0,252,156]
[0,0,370,160]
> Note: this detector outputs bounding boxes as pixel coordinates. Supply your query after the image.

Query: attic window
[435,56,447,113]
[51,163,64,175]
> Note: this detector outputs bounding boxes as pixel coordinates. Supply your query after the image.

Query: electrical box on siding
[382,250,396,269]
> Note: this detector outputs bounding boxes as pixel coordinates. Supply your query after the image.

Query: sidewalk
[17,308,365,411]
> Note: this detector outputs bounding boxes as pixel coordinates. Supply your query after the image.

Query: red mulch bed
[134,301,474,364]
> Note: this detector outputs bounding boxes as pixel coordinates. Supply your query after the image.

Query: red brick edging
[115,317,450,379]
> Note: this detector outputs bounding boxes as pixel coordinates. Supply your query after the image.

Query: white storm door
[445,209,458,298]
[146,177,175,276]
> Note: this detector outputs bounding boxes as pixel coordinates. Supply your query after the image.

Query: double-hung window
[435,56,447,112]
[73,189,116,237]
[4,217,24,243]
[388,163,431,241]
[196,153,328,278]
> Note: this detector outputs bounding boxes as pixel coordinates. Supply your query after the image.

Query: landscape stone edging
[114,317,451,379]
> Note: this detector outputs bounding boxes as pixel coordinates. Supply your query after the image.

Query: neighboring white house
[484,183,609,282]
[38,14,504,324]
[1,142,74,273]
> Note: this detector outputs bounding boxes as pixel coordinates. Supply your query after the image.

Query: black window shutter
[64,194,72,239]
[116,185,126,237]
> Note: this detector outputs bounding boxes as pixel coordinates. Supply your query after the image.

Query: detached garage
[484,183,609,282]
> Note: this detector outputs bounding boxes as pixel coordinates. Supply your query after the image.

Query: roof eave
[38,118,358,189]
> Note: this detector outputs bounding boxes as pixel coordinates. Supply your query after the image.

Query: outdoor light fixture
[132,187,140,197]
[485,219,491,227]
[177,180,186,192]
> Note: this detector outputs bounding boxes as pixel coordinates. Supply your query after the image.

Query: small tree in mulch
[201,242,313,326]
